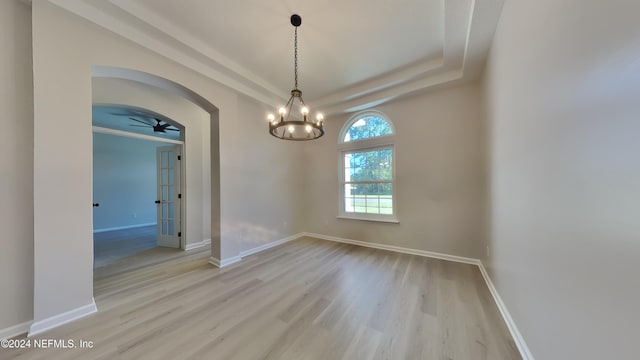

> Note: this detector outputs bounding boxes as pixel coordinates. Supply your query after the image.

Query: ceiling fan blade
[129,117,152,125]
[165,128,180,131]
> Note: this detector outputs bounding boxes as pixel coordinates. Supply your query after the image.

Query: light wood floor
[93,225,159,268]
[3,237,520,360]
[94,246,189,281]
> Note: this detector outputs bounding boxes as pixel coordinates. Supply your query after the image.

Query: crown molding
[109,0,283,98]
[45,0,503,113]
[47,0,284,108]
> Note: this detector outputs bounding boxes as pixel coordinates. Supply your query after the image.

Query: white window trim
[338,110,395,145]
[338,111,398,223]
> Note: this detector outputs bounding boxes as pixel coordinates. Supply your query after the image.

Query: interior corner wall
[0,0,34,333]
[30,0,304,328]
[482,0,640,358]
[304,83,486,259]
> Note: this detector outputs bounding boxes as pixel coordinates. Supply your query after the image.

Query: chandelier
[268,14,325,141]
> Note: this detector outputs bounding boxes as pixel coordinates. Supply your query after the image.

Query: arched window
[338,111,397,222]
[341,113,394,143]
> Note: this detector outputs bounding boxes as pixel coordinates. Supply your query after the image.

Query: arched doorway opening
[90,66,221,285]
[91,103,185,272]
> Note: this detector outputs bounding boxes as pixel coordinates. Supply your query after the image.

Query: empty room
[1,0,638,359]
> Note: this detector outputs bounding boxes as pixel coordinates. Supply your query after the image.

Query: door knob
[155,200,161,204]
[93,203,100,207]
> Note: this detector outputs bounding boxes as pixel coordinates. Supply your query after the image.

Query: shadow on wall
[222,221,282,251]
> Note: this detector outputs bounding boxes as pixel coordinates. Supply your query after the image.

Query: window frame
[337,111,398,223]
[339,110,395,144]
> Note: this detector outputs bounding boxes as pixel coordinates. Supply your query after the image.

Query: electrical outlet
[132,213,137,219]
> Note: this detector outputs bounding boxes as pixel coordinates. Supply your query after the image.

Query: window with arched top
[340,111,394,143]
[338,111,397,222]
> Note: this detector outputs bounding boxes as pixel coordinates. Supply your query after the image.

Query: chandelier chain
[294,26,298,90]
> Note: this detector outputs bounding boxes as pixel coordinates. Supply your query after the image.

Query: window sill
[337,215,399,224]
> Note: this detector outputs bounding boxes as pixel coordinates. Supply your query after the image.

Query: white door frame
[156,145,183,249]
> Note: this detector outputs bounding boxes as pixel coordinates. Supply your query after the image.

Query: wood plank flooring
[1,237,520,360]
[94,246,188,281]
[93,225,159,268]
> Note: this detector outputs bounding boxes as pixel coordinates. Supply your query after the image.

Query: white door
[156,145,182,248]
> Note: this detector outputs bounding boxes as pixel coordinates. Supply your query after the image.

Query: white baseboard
[28,299,97,337]
[478,263,534,360]
[208,255,241,268]
[93,222,156,233]
[208,257,219,267]
[240,233,303,258]
[0,320,31,339]
[185,238,211,251]
[209,233,305,268]
[303,232,480,265]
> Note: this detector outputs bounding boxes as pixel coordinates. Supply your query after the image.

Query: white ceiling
[49,0,504,114]
[93,105,183,141]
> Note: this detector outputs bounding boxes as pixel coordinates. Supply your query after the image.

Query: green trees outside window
[340,112,395,217]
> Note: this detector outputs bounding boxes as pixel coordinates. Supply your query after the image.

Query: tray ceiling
[48,0,504,114]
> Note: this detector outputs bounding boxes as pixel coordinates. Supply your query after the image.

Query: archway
[91,103,185,271]
[29,66,220,336]
[91,67,221,266]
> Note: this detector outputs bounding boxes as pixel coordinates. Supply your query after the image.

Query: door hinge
[178,194,182,199]
[178,232,182,237]
[177,155,181,161]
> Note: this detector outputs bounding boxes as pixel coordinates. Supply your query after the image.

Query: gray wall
[93,133,164,231]
[0,0,34,334]
[483,0,640,358]
[219,94,306,258]
[304,83,486,259]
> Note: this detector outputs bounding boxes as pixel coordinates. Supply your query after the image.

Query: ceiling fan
[128,117,179,133]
